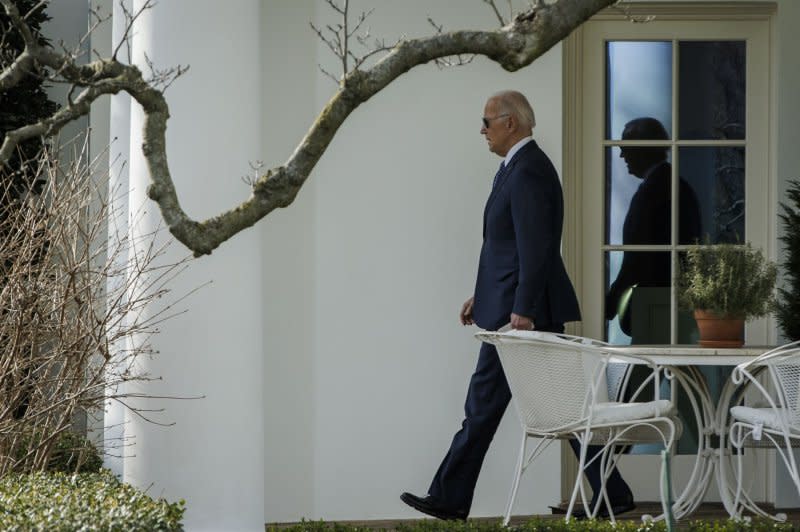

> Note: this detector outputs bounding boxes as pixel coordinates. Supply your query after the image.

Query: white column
[125,2,265,530]
[103,0,132,479]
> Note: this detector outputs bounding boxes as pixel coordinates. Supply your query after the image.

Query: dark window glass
[606,41,673,140]
[679,41,746,140]
[606,146,673,246]
[605,250,671,344]
[679,146,745,243]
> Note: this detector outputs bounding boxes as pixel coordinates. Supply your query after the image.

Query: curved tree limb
[1,0,616,256]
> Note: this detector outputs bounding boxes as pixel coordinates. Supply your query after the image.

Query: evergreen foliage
[0,469,185,531]
[776,179,800,340]
[12,429,104,474]
[0,0,59,200]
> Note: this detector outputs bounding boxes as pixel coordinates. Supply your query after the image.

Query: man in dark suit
[400,91,586,520]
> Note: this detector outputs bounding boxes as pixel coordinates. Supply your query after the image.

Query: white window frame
[561,1,777,503]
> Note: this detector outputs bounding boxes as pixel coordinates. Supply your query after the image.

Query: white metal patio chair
[475,330,679,525]
[729,340,800,521]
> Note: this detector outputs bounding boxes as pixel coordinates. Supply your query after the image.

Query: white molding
[594,1,776,20]
[561,1,777,505]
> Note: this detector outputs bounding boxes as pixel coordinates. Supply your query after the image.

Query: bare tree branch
[426,17,475,68]
[1,0,618,256]
[0,0,40,91]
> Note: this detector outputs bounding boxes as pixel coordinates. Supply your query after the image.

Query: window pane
[679,146,745,243]
[606,251,671,344]
[606,146,672,246]
[679,41,746,140]
[606,41,673,140]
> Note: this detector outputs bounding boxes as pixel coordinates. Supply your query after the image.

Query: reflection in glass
[606,145,675,246]
[679,41,746,140]
[606,41,672,140]
[679,146,745,243]
[605,251,671,345]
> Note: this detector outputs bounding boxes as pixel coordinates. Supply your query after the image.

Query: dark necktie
[492,162,506,190]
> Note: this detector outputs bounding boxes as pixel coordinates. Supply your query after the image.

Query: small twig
[113,0,155,61]
[317,63,340,85]
[324,0,345,16]
[612,1,656,23]
[341,0,349,76]
[427,17,444,33]
[482,0,506,25]
[309,22,341,59]
[242,161,264,187]
[348,8,373,38]
[426,18,474,68]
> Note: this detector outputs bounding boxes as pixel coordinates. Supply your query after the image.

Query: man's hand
[510,313,534,330]
[460,297,475,325]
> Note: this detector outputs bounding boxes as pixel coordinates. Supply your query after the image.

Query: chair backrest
[477,331,608,433]
[739,343,800,429]
[770,358,800,427]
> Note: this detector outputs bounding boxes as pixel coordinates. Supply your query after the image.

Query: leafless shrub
[0,134,187,475]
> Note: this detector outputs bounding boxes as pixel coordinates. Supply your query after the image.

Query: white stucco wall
[772,0,800,508]
[122,2,266,530]
[261,2,318,522]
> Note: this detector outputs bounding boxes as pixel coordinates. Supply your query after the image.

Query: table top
[608,344,773,366]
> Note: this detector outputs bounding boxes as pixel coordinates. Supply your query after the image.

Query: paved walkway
[267,502,800,529]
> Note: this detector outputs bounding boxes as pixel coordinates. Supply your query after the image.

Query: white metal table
[608,345,770,519]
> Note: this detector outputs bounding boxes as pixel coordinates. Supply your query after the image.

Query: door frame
[560,1,777,503]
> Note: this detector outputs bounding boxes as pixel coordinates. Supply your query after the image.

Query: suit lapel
[482,141,537,236]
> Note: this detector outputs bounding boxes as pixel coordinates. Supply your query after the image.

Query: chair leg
[733,424,745,519]
[503,434,528,527]
[596,444,615,523]
[783,435,800,499]
[567,435,591,520]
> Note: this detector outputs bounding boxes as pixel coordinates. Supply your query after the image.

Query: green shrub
[0,469,185,531]
[45,430,104,474]
[9,429,103,474]
[776,179,800,340]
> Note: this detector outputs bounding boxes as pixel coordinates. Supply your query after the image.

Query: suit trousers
[428,322,565,513]
[567,440,632,504]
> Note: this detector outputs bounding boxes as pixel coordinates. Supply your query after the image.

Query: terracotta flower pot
[693,309,745,348]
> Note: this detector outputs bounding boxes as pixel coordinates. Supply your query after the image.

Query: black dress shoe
[400,492,468,521]
[566,494,636,519]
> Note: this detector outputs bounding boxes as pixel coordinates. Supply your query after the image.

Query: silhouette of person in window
[605,117,706,457]
[606,117,702,342]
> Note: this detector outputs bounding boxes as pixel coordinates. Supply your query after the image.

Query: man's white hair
[491,90,536,132]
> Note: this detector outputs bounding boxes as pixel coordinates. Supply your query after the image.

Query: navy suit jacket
[472,140,581,331]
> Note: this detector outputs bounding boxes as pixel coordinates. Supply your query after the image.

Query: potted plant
[679,241,777,347]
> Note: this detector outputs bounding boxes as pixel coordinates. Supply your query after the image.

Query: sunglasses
[482,113,509,129]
